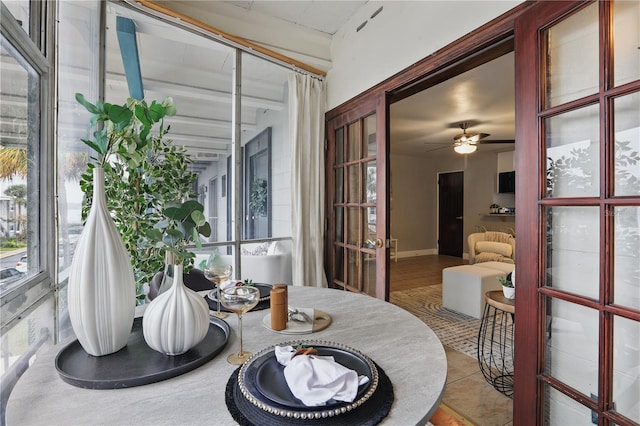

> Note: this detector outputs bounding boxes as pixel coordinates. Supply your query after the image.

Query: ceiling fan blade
[476,139,515,144]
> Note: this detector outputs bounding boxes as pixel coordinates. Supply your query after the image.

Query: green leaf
[191,209,206,227]
[162,97,177,116]
[148,102,166,123]
[75,93,100,115]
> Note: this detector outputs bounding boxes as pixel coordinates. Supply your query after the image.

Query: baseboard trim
[396,248,438,259]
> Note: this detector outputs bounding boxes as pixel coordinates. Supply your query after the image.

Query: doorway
[438,171,464,257]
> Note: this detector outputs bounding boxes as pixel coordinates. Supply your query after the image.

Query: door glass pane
[614,0,640,87]
[545,207,599,299]
[613,92,640,196]
[365,114,376,158]
[335,246,344,283]
[347,249,358,290]
[614,206,640,310]
[346,207,360,246]
[347,122,360,161]
[363,252,376,297]
[545,105,600,198]
[0,35,40,291]
[544,384,595,425]
[335,168,344,203]
[544,297,599,397]
[545,3,598,107]
[335,128,344,164]
[366,207,376,245]
[613,315,640,423]
[347,164,360,203]
[335,207,343,241]
[364,160,376,203]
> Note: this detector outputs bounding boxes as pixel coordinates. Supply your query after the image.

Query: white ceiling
[224,1,369,35]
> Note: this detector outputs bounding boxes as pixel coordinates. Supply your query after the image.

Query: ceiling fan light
[454,143,477,154]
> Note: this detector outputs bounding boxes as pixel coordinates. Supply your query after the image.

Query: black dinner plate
[238,340,378,417]
[253,346,372,408]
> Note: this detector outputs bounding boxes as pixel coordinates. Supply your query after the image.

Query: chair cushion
[475,241,513,257]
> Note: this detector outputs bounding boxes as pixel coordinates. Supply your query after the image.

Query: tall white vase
[143,263,210,355]
[68,167,136,356]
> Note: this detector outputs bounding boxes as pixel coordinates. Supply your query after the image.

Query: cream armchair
[468,231,515,264]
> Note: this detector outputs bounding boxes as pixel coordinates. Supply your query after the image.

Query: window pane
[545,3,598,107]
[57,0,99,286]
[347,121,359,161]
[613,92,640,196]
[346,207,359,246]
[613,0,640,87]
[335,127,344,164]
[544,297,599,398]
[334,207,343,242]
[242,55,290,240]
[545,105,600,198]
[347,249,358,290]
[0,298,54,376]
[544,384,595,425]
[363,250,376,297]
[0,33,39,290]
[545,207,599,299]
[364,160,376,203]
[335,168,344,203]
[365,114,376,158]
[613,316,640,423]
[347,164,359,203]
[614,206,640,310]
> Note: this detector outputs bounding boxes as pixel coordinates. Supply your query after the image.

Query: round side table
[477,290,515,397]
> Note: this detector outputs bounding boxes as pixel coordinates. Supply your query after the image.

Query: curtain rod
[121,0,327,79]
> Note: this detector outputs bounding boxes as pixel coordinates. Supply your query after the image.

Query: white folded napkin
[274,345,370,407]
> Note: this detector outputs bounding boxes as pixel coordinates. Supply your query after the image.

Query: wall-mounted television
[498,171,515,193]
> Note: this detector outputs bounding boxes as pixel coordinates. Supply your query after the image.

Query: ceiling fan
[452,122,514,154]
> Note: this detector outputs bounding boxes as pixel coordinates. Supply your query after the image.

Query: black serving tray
[55,316,229,389]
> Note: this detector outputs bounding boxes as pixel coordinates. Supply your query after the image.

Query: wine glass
[218,285,260,364]
[204,252,232,319]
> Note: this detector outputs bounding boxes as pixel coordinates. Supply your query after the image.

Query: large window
[0,0,54,377]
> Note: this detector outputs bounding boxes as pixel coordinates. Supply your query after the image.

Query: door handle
[456,216,463,220]
[375,238,384,248]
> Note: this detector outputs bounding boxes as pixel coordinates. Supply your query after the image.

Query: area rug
[390,284,480,359]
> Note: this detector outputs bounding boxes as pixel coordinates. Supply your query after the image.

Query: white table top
[7,286,446,426]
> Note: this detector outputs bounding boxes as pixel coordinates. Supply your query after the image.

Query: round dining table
[7,286,447,426]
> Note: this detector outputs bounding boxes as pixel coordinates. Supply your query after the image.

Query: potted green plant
[76,93,208,303]
[490,203,500,214]
[497,274,515,299]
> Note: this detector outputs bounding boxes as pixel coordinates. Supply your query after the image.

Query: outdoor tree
[4,184,27,240]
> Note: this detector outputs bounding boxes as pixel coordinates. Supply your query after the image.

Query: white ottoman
[442,265,506,318]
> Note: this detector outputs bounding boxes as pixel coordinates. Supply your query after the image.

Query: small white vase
[502,286,515,299]
[143,264,210,355]
[68,167,136,356]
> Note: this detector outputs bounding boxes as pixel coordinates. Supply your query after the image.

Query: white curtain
[288,73,328,287]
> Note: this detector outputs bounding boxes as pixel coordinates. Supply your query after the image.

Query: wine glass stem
[237,314,243,355]
[217,287,222,315]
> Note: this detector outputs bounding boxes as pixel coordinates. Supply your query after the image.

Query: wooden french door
[325,95,389,300]
[515,1,640,424]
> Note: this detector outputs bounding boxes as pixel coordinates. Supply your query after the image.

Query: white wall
[391,150,516,258]
[327,1,521,109]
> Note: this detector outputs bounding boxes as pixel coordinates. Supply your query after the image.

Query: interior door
[438,171,464,257]
[326,96,389,299]
[515,1,640,424]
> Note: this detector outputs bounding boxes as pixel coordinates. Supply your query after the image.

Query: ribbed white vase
[143,264,210,355]
[68,167,136,356]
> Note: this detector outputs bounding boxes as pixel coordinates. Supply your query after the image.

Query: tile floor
[441,346,513,426]
[390,255,513,426]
